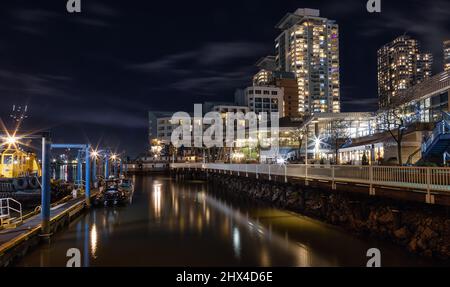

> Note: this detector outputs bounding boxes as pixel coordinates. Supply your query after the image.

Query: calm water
[16,175,443,267]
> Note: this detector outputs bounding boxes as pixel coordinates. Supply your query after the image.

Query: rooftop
[275,8,321,30]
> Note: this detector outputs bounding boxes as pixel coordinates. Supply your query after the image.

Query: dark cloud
[0,0,448,156]
[128,42,268,71]
[13,9,58,22]
[128,42,268,96]
[57,109,147,129]
[0,69,76,100]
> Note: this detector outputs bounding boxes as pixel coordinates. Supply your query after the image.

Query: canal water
[16,175,441,267]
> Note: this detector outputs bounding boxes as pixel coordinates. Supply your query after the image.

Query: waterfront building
[339,71,450,165]
[211,105,250,115]
[203,101,236,113]
[156,117,176,144]
[244,86,284,116]
[377,35,433,108]
[148,111,175,146]
[388,71,450,123]
[300,112,376,163]
[275,8,340,116]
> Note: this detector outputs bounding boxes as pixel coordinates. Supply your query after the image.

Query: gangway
[0,198,22,228]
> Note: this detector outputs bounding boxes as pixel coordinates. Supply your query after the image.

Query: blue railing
[422,111,450,154]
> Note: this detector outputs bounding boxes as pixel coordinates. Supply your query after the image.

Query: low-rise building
[245,86,284,116]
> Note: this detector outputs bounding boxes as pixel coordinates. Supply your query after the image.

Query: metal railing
[74,179,85,190]
[0,198,23,225]
[171,163,450,195]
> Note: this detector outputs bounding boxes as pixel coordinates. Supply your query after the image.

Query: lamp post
[41,132,51,236]
[304,129,309,186]
[105,152,109,179]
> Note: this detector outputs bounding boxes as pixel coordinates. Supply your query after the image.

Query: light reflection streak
[233,227,241,258]
[203,195,313,266]
[153,183,162,220]
[90,224,98,259]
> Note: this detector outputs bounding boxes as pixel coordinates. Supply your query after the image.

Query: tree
[168,142,176,162]
[327,120,351,165]
[362,152,369,165]
[378,106,417,165]
[290,127,306,160]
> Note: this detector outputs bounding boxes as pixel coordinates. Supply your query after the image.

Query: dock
[0,194,96,266]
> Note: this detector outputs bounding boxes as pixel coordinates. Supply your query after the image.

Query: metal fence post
[369,166,375,195]
[85,145,91,206]
[41,133,51,236]
[331,166,336,190]
[284,165,287,183]
[305,164,309,186]
[426,168,434,204]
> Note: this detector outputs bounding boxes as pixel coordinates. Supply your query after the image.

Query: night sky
[0,0,449,156]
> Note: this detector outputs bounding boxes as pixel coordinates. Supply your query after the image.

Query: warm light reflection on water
[153,182,162,220]
[90,224,98,259]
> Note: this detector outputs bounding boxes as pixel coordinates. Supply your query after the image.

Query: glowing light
[5,136,17,145]
[91,150,99,158]
[232,227,241,259]
[231,152,245,162]
[276,157,286,165]
[313,135,324,151]
[1,136,20,147]
[90,224,98,259]
[153,183,162,220]
[110,154,117,160]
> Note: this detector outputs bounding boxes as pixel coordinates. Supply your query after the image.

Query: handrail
[407,147,422,165]
[0,198,22,224]
[171,163,450,196]
[423,111,450,154]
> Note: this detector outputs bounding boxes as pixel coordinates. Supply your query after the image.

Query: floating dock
[0,193,96,267]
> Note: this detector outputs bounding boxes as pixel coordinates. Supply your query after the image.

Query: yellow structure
[0,148,41,178]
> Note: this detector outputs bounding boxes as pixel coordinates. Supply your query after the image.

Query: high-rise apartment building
[377,35,433,108]
[274,8,340,116]
[444,40,450,72]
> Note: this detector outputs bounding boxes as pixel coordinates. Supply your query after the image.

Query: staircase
[421,111,450,164]
[0,198,23,229]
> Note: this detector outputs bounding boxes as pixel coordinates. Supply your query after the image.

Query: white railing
[0,198,23,225]
[171,163,450,194]
[74,179,85,190]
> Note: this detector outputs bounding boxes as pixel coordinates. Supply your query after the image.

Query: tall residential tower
[274,8,340,116]
[377,35,433,108]
[444,40,450,72]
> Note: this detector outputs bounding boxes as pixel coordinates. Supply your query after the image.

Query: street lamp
[91,150,99,159]
[5,136,18,145]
